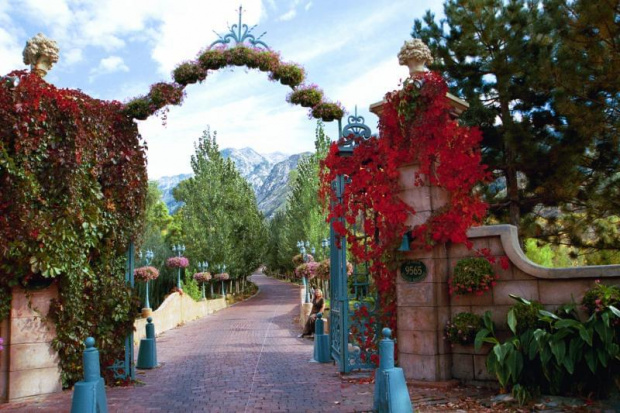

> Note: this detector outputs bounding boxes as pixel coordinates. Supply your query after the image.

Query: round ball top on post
[147,317,153,323]
[317,312,323,319]
[85,337,95,348]
[397,39,433,76]
[381,327,392,339]
[23,33,59,77]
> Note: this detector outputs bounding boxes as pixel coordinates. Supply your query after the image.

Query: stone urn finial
[23,33,59,77]
[398,39,433,75]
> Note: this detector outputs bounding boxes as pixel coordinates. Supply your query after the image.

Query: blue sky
[1,0,444,179]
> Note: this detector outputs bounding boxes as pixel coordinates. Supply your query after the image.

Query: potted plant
[287,84,323,108]
[193,271,212,301]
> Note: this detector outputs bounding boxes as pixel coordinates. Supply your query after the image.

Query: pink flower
[0,337,4,352]
[193,272,212,283]
[214,272,229,281]
[134,266,160,282]
[166,256,189,268]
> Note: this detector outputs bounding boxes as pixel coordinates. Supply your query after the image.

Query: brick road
[0,273,376,413]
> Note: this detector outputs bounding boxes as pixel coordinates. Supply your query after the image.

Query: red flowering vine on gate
[320,71,489,361]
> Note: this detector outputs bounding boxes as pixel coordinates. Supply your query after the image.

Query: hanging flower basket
[311,101,345,122]
[166,256,189,269]
[172,61,206,85]
[287,84,323,108]
[292,253,314,266]
[448,257,497,297]
[295,261,320,280]
[214,272,230,281]
[193,272,212,283]
[134,266,160,282]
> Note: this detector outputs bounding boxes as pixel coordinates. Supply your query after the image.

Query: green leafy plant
[582,281,620,317]
[476,295,620,402]
[444,312,483,345]
[311,101,344,122]
[509,299,546,335]
[449,257,497,297]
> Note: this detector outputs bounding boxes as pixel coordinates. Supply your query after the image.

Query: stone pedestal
[7,285,62,401]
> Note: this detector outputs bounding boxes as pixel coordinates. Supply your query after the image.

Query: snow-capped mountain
[156,148,310,217]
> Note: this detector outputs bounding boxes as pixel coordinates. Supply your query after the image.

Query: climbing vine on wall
[0,70,146,386]
[320,71,489,359]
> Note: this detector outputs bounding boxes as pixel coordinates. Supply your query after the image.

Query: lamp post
[298,240,312,303]
[321,238,329,259]
[221,264,227,298]
[198,261,208,301]
[144,250,154,309]
[172,244,185,289]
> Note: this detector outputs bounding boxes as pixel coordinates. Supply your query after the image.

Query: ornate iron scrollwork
[209,6,269,50]
[338,106,374,156]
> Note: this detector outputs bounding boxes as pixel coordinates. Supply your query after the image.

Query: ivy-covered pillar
[369,39,470,382]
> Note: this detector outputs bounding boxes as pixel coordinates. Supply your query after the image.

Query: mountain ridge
[156,147,309,218]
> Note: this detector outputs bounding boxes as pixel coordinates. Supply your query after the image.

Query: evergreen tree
[412,0,619,254]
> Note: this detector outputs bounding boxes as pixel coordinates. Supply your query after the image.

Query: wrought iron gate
[329,110,379,373]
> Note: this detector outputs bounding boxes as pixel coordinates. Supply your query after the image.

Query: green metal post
[71,338,108,413]
[373,328,413,413]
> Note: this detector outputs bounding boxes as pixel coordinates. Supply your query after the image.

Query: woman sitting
[298,288,325,338]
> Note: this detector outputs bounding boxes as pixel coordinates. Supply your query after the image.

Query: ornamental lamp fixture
[398,231,413,252]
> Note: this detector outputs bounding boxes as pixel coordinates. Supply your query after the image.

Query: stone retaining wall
[134,293,227,344]
[396,224,620,383]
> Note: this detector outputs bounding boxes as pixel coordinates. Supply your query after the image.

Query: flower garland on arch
[123,45,344,123]
[319,71,489,359]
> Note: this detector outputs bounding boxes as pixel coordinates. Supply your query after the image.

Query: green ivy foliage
[0,71,147,386]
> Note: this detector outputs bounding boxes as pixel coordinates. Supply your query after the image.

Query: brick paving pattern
[0,273,375,413]
[3,272,616,412]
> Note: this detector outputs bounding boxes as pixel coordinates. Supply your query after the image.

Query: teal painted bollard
[137,317,158,369]
[71,337,108,413]
[313,313,330,363]
[373,328,413,413]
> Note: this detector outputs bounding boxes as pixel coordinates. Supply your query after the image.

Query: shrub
[449,257,497,296]
[444,312,483,345]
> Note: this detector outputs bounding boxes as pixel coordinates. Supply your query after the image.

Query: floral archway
[123,8,344,123]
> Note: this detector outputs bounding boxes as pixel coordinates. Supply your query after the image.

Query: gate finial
[209,5,270,50]
[23,33,59,77]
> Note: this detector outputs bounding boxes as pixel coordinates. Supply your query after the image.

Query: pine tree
[412,0,619,254]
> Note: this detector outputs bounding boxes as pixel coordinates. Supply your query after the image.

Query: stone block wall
[396,224,620,384]
[134,293,227,344]
[395,163,620,384]
[4,285,62,401]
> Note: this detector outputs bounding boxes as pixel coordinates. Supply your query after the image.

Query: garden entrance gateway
[123,7,380,375]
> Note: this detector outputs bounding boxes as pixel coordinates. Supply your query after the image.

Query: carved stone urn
[397,39,433,76]
[22,33,59,78]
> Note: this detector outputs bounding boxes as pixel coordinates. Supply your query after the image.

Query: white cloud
[305,2,312,11]
[89,55,129,81]
[278,9,297,21]
[63,48,83,65]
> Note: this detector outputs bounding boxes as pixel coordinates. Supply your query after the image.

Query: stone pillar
[0,317,9,402]
[396,163,452,382]
[8,285,62,400]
